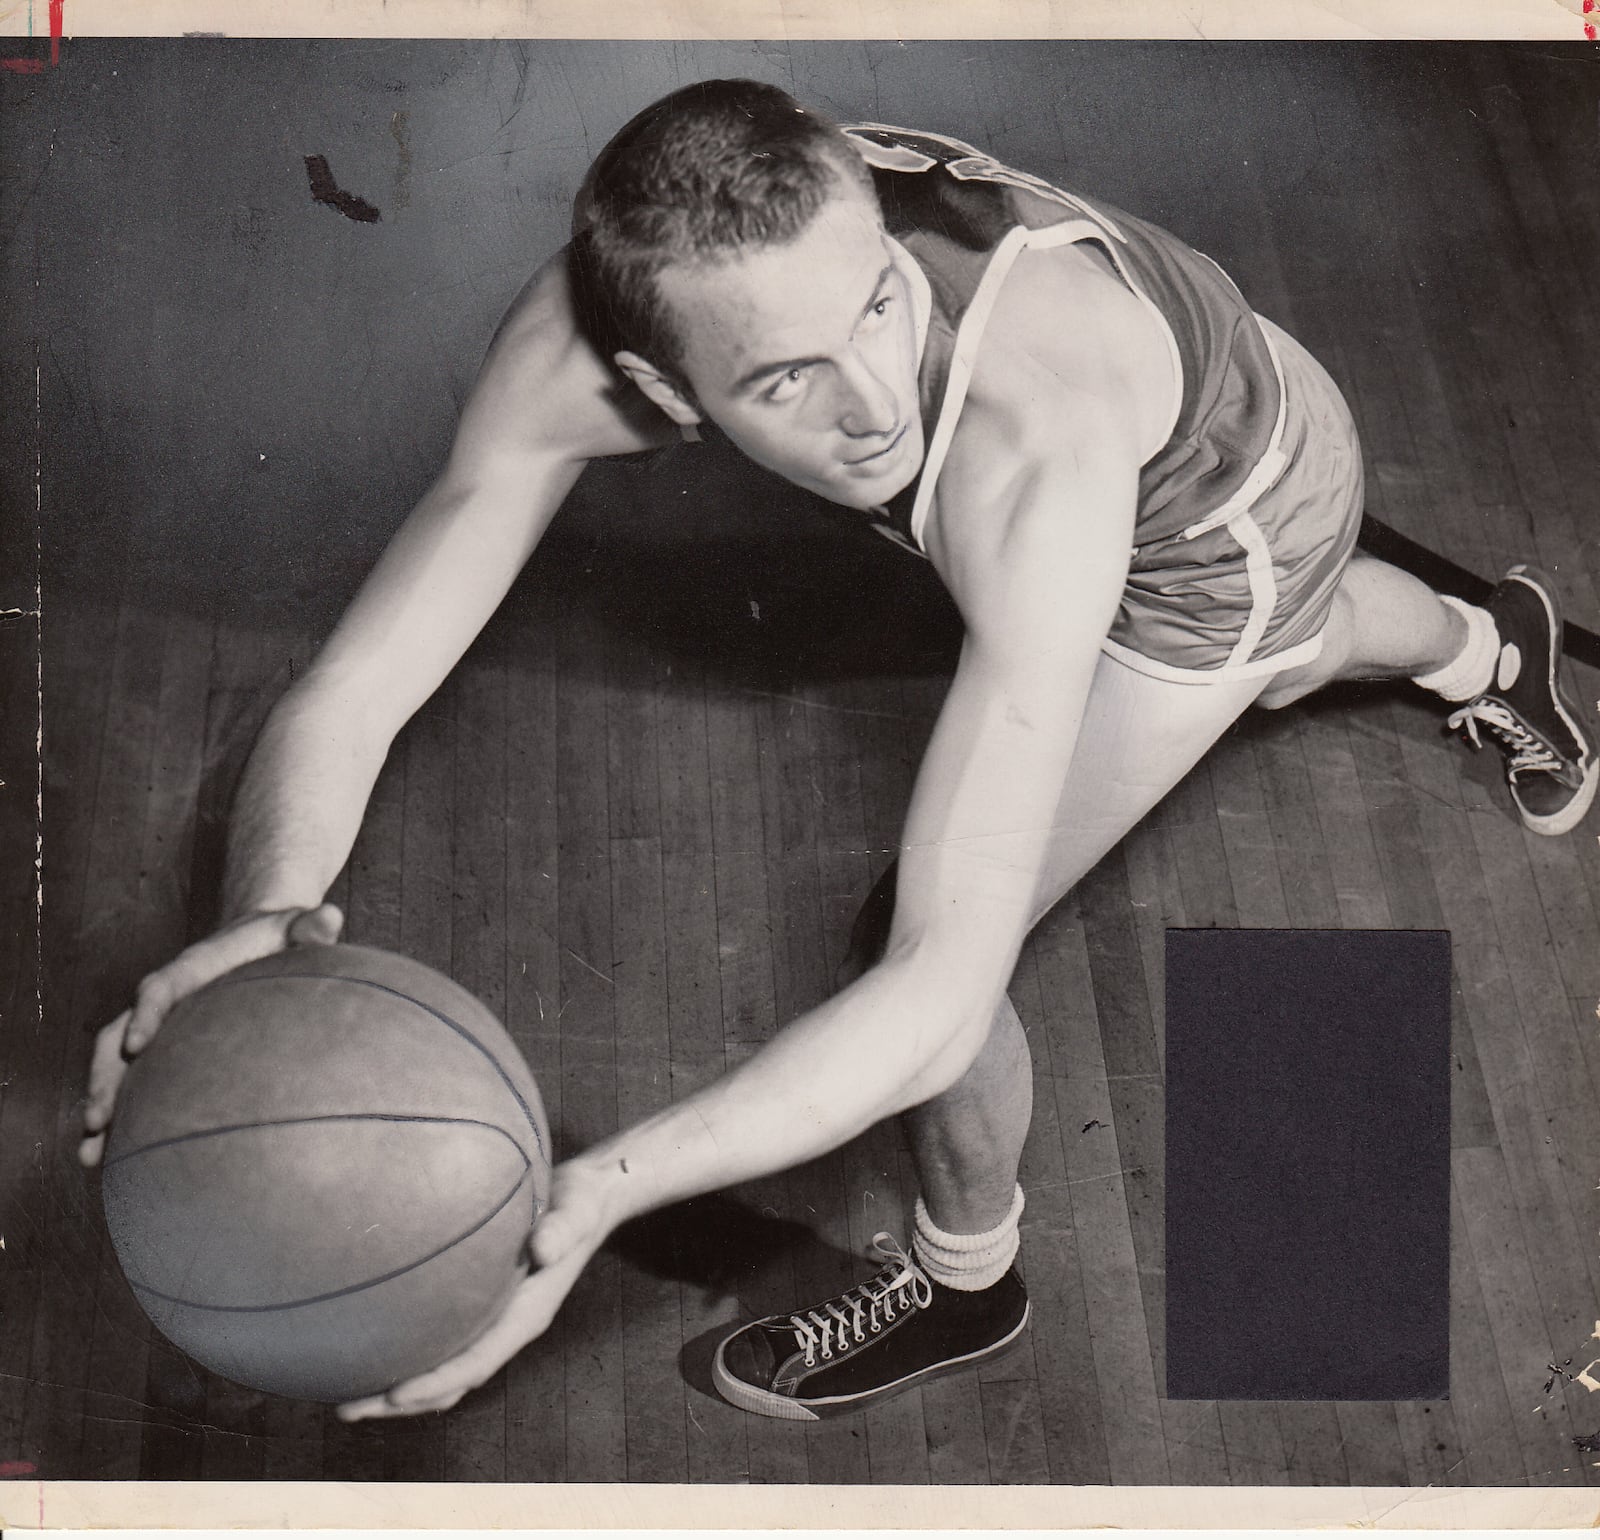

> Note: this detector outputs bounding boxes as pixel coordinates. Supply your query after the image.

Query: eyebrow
[732,263,897,394]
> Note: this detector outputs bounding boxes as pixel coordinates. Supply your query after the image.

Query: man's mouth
[845,424,909,467]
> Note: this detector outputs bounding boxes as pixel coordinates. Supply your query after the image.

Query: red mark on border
[1585,0,1596,43]
[0,1459,36,1476]
[2,0,63,73]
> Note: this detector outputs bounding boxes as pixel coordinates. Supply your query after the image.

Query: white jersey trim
[906,213,1186,553]
[1101,629,1325,686]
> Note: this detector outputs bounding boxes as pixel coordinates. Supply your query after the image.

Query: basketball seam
[190,972,549,1164]
[116,1161,535,1313]
[104,1111,530,1168]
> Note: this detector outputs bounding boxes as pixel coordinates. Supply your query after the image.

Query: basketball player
[80,80,1595,1424]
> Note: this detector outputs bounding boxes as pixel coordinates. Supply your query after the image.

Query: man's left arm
[338,386,1141,1420]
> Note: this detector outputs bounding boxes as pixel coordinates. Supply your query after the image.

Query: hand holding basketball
[80,902,345,1167]
[335,1156,613,1421]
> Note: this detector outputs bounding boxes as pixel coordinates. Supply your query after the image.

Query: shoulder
[911,246,1156,633]
[454,248,675,467]
[918,240,1166,573]
[978,240,1166,430]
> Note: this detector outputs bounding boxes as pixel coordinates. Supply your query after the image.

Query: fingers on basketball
[286,902,344,947]
[339,1269,564,1421]
[125,971,178,1052]
[80,1009,135,1163]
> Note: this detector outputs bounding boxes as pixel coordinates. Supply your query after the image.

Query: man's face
[655,182,924,510]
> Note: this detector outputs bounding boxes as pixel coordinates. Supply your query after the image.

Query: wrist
[219,885,326,926]
[564,1138,662,1232]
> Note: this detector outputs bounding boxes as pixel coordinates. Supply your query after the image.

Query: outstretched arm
[81,254,663,1164]
[339,377,1144,1418]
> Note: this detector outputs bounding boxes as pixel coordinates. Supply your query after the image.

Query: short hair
[568,78,877,385]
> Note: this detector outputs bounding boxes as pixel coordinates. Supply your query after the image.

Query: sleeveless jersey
[840,123,1288,560]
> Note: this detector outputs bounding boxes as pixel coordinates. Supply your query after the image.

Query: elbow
[891,956,1013,1111]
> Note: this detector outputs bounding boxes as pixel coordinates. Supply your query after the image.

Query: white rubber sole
[1503,566,1598,837]
[710,1301,1032,1421]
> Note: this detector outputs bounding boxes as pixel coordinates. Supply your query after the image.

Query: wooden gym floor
[3,40,1600,1486]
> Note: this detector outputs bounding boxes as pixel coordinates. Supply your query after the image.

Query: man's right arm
[219,431,588,921]
[81,252,660,1163]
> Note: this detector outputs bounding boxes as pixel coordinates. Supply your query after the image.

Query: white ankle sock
[1411,595,1498,702]
[911,1185,1025,1292]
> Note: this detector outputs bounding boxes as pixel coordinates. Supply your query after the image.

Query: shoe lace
[1447,698,1563,775]
[787,1232,935,1368]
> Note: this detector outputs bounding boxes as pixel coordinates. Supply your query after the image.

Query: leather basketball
[101,943,551,1403]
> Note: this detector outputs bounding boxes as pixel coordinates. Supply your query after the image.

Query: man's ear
[615,350,703,428]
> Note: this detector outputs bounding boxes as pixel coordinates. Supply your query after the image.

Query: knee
[1257,676,1312,710]
[1257,587,1355,710]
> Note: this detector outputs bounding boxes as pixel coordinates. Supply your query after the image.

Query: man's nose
[837,352,900,438]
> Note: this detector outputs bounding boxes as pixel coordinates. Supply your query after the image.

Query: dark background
[9,41,1594,629]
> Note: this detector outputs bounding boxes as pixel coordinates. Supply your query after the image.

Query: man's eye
[870,296,893,319]
[766,368,807,401]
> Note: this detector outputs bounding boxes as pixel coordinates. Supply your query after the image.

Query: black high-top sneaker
[711,1233,1030,1421]
[1447,566,1597,836]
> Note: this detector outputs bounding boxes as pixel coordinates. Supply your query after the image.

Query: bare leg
[1257,553,1467,708]
[850,555,1466,1237]
[837,867,1032,1233]
[843,653,1268,1236]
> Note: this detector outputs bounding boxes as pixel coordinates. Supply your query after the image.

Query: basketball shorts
[1102,315,1365,684]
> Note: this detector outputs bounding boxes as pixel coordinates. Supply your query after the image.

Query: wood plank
[612,831,691,1484]
[606,617,690,1486]
[1007,931,1111,1486]
[1455,1146,1585,1484]
[0,607,43,1473]
[1334,1402,1413,1489]
[554,613,624,1485]
[1394,1398,1468,1489]
[1205,719,1289,930]
[1161,757,1242,933]
[1295,701,1394,933]
[3,591,115,1478]
[501,604,566,1484]
[601,627,691,1479]
[1248,700,1341,932]
[33,597,179,1481]
[443,651,510,1482]
[1032,894,1166,1485]
[979,1377,1050,1485]
[688,670,769,1485]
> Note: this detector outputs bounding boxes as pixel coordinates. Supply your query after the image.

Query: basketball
[100,943,551,1403]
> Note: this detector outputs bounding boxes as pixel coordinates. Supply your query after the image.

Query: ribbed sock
[1411,595,1498,702]
[911,1185,1025,1292]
